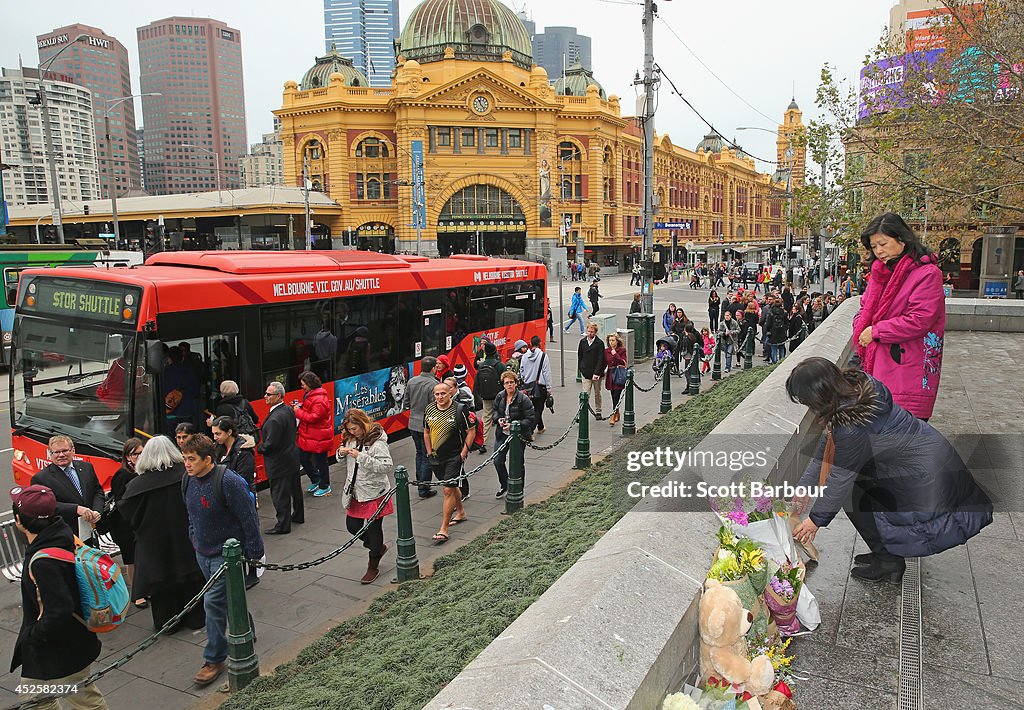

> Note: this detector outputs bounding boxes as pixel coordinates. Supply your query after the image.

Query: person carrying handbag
[603,333,628,425]
[337,408,395,584]
[519,336,553,434]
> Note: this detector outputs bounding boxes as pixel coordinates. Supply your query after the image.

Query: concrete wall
[425,297,1024,710]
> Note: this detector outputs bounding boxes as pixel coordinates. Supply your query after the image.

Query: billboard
[858,49,945,120]
[903,4,984,53]
[332,363,412,432]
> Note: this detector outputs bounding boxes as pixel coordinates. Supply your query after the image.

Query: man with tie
[32,435,105,541]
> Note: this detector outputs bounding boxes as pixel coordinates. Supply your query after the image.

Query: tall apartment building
[323,0,400,88]
[520,17,592,80]
[0,67,100,206]
[239,131,283,187]
[37,24,139,199]
[137,17,247,195]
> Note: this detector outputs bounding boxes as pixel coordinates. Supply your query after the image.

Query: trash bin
[627,313,646,361]
[617,328,635,368]
[590,313,618,341]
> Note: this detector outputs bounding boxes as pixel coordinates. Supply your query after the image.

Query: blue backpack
[30,538,130,633]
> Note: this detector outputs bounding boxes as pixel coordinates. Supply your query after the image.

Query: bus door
[160,333,240,434]
[420,291,446,358]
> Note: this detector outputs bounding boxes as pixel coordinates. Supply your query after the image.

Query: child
[654,340,672,376]
[700,328,715,374]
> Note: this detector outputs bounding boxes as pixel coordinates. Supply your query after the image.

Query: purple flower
[726,509,749,526]
[755,496,773,513]
[770,576,795,598]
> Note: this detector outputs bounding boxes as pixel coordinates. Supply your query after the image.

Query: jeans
[196,552,255,665]
[410,431,431,493]
[299,449,330,489]
[724,344,734,370]
[565,313,585,334]
[769,342,787,364]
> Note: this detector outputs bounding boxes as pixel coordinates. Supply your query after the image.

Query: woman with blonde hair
[337,408,395,584]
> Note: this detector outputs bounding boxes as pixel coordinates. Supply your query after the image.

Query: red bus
[9,251,547,488]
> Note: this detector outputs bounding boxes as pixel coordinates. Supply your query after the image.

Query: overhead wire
[656,14,780,126]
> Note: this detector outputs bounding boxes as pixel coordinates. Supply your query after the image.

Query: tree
[813,0,1024,225]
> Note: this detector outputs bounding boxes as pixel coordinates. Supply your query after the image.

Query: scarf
[856,253,926,374]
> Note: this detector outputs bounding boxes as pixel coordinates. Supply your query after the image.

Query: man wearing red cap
[9,484,108,708]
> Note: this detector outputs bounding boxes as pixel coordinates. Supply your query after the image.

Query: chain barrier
[632,376,661,393]
[7,563,228,710]
[244,488,398,571]
[409,434,512,489]
[519,399,585,451]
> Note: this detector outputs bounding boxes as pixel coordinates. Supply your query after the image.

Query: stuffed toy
[699,578,775,697]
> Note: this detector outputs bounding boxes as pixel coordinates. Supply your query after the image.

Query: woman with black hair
[110,438,146,608]
[707,290,721,332]
[853,212,946,420]
[788,358,992,583]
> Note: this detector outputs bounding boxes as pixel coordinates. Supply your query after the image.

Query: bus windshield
[12,317,155,451]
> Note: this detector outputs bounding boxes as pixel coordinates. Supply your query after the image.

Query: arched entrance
[355,222,395,253]
[437,185,527,257]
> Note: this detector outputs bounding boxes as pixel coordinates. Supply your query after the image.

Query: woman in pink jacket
[853,213,945,420]
[293,371,335,496]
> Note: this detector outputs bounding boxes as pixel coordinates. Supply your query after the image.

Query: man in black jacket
[577,323,607,420]
[32,435,105,543]
[10,484,108,707]
[258,381,303,534]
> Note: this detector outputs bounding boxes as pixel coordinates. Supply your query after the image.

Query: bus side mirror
[145,341,165,374]
[7,289,17,308]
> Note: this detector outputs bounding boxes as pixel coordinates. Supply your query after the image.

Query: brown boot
[193,661,225,686]
[361,547,386,585]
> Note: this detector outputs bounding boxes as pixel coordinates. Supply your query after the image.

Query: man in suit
[577,322,607,420]
[31,435,104,542]
[257,381,303,534]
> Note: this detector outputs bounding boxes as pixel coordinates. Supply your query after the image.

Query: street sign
[633,228,644,236]
[410,141,426,229]
[655,221,692,230]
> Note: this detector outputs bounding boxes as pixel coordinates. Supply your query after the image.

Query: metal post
[743,327,755,370]
[660,359,672,414]
[574,391,591,469]
[712,340,722,381]
[303,155,311,250]
[818,156,827,292]
[622,368,636,436]
[640,0,657,316]
[505,422,525,513]
[104,113,120,244]
[222,539,259,691]
[686,349,701,395]
[392,467,421,583]
[558,270,565,386]
[38,82,65,244]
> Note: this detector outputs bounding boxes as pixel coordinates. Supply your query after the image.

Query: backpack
[181,464,257,511]
[229,399,260,441]
[29,538,130,633]
[474,362,501,400]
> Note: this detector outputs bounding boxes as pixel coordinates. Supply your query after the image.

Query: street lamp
[737,126,794,275]
[37,33,89,244]
[106,93,160,246]
[180,142,222,201]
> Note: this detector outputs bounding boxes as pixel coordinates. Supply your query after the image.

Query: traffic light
[83,204,89,216]
[144,223,163,257]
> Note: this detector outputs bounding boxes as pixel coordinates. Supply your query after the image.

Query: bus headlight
[25,296,35,307]
[13,450,24,462]
[122,308,133,320]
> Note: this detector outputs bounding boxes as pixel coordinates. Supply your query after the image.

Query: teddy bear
[699,578,776,698]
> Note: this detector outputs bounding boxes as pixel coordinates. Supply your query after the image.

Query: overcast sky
[2,0,897,172]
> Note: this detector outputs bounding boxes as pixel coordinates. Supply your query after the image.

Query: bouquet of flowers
[747,634,797,709]
[763,563,805,635]
[708,527,771,637]
[665,680,756,710]
[709,480,783,527]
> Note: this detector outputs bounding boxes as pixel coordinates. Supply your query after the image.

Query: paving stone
[920,546,988,674]
[967,536,1024,680]
[923,662,1024,708]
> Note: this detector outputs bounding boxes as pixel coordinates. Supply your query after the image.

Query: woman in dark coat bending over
[788,358,992,583]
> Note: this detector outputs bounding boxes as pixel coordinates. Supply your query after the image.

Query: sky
[2,0,898,173]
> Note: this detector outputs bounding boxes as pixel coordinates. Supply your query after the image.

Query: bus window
[334,294,416,379]
[420,291,446,358]
[469,286,503,333]
[505,280,543,324]
[261,299,332,390]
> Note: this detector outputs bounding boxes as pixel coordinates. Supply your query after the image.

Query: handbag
[611,365,628,387]
[94,493,117,536]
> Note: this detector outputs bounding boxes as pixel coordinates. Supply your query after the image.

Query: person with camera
[492,371,536,499]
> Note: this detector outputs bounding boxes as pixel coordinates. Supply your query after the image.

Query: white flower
[662,693,701,710]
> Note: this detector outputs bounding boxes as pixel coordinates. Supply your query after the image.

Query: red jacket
[295,386,334,453]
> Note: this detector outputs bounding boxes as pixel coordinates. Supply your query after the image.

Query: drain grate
[897,557,923,710]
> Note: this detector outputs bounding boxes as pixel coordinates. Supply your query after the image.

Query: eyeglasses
[264,392,278,398]
[49,449,72,455]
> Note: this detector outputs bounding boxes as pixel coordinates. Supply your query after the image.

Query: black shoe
[594,413,603,421]
[853,552,878,566]
[418,489,437,499]
[495,488,507,499]
[292,518,304,525]
[478,446,487,454]
[850,556,905,583]
[265,528,288,535]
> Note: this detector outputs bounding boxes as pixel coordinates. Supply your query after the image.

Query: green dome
[696,130,725,154]
[399,0,533,70]
[552,63,606,99]
[300,44,368,90]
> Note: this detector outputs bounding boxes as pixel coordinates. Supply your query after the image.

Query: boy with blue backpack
[11,483,111,709]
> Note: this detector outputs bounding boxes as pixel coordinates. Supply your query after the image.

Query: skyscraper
[0,67,100,206]
[137,17,247,195]
[528,25,592,81]
[37,24,139,199]
[323,0,400,88]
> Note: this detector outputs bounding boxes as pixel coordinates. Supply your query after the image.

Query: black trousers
[269,468,304,532]
[844,461,902,560]
[346,514,385,557]
[531,391,546,430]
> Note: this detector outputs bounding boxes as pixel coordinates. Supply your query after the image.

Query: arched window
[354,137,395,201]
[303,138,327,192]
[559,141,583,200]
